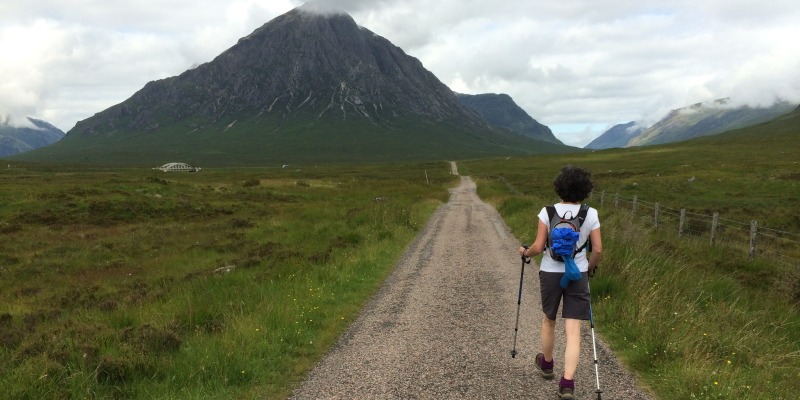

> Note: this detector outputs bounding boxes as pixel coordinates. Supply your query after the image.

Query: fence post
[679,209,686,237]
[600,191,605,207]
[654,202,660,230]
[749,220,758,260]
[710,212,719,246]
[614,193,619,208]
[632,196,638,217]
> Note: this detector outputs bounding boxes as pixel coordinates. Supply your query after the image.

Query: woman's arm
[587,228,603,270]
[519,220,549,258]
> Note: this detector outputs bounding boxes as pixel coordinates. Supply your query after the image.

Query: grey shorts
[539,271,591,321]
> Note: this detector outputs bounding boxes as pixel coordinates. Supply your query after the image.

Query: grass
[460,110,800,399]
[470,179,800,399]
[2,109,798,399]
[0,161,456,399]
[11,113,574,166]
[593,213,799,399]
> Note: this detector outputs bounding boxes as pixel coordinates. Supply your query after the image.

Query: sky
[2,1,799,147]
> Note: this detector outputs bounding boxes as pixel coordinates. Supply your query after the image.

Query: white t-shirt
[537,203,600,273]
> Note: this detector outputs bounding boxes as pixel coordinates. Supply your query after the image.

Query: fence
[592,190,800,268]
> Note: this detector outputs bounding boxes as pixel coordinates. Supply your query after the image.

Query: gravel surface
[290,173,655,399]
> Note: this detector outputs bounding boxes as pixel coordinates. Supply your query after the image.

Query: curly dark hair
[553,165,594,202]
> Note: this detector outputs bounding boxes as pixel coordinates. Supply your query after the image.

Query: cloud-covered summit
[298,1,350,15]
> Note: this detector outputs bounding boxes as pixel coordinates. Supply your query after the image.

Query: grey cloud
[2,0,799,146]
[304,0,396,14]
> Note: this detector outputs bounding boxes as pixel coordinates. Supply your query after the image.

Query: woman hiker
[518,165,603,400]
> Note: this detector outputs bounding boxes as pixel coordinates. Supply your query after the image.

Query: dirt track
[290,171,654,399]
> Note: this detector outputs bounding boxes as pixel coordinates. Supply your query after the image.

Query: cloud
[1,0,799,147]
[346,0,800,145]
[298,0,396,14]
[0,1,297,131]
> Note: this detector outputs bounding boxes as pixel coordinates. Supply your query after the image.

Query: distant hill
[456,93,563,145]
[626,99,796,147]
[666,97,800,157]
[0,117,64,157]
[584,121,644,149]
[12,5,571,166]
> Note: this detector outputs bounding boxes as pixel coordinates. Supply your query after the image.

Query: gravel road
[290,172,654,399]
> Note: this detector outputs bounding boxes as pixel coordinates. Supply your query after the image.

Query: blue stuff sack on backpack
[550,228,582,288]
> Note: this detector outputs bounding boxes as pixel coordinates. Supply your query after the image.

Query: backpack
[546,204,591,262]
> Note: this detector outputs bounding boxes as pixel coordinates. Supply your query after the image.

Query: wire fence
[592,190,800,268]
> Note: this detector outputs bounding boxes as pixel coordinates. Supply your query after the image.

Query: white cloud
[1,1,298,131]
[1,0,799,146]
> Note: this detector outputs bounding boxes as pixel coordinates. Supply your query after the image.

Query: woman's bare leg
[541,314,556,361]
[563,318,582,379]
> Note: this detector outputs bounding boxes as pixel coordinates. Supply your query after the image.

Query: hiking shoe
[557,386,575,400]
[534,353,554,380]
[558,377,576,400]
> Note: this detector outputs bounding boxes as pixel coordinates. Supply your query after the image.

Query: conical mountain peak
[21,5,563,165]
[68,4,480,137]
[242,3,359,44]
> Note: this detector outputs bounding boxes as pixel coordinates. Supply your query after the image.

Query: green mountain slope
[463,103,800,231]
[15,115,572,166]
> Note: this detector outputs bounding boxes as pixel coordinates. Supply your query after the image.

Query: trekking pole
[511,246,531,358]
[586,275,603,400]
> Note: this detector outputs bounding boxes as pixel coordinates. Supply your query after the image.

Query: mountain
[0,117,64,157]
[456,93,563,145]
[626,99,796,147]
[672,98,800,155]
[584,121,644,150]
[13,5,570,166]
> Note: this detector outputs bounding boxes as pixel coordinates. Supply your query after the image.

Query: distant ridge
[584,121,644,150]
[456,93,563,145]
[585,99,798,150]
[13,6,569,166]
[626,99,796,147]
[0,117,64,157]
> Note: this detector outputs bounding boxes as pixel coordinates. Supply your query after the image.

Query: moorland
[1,109,798,399]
